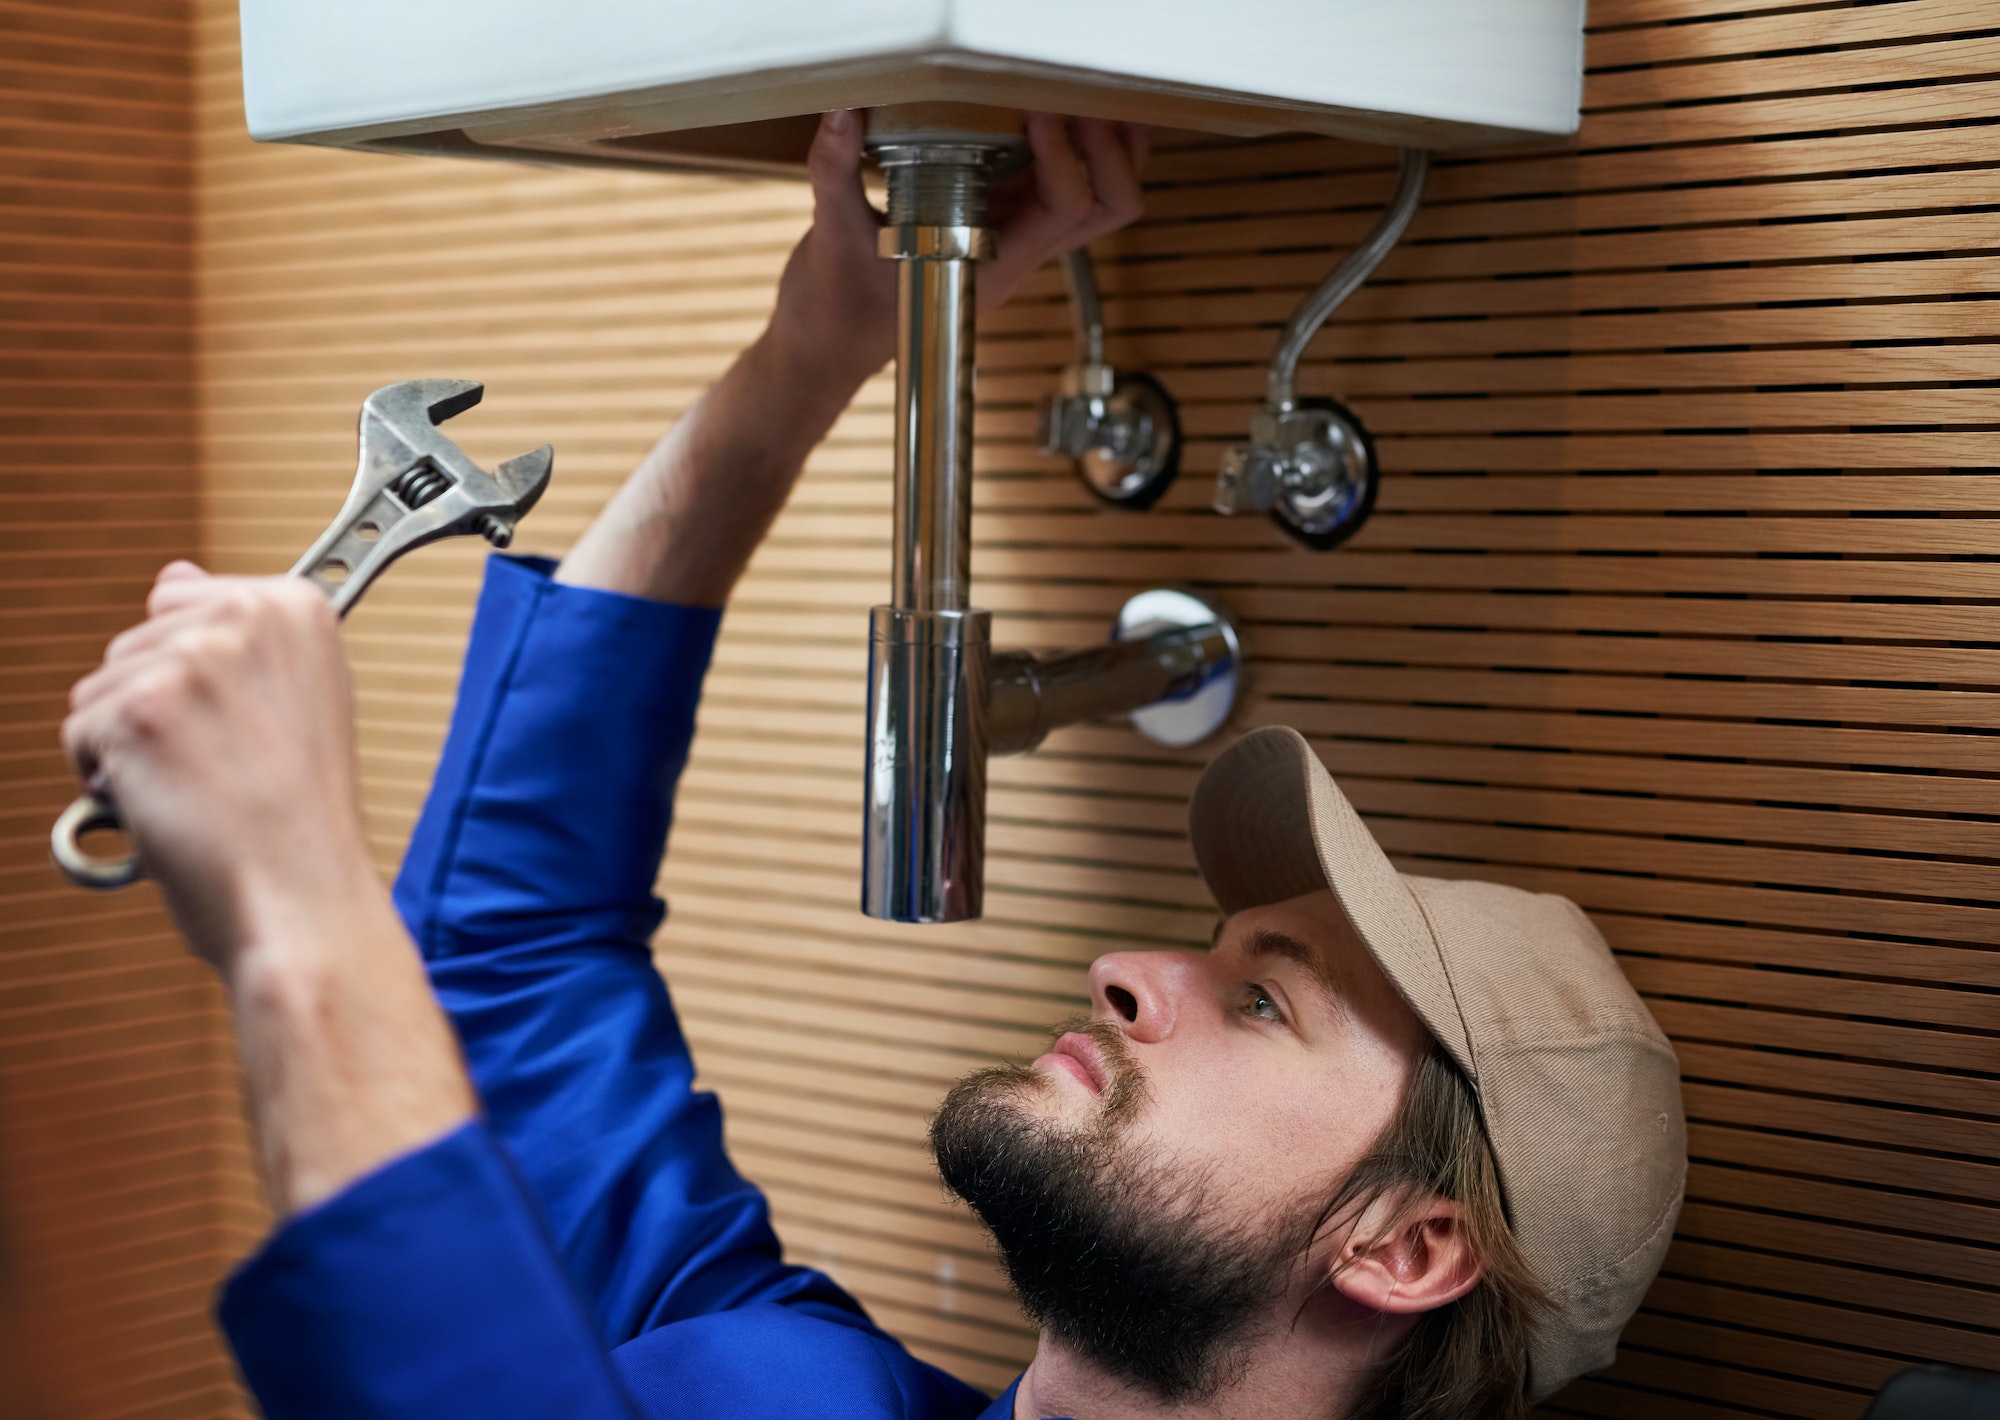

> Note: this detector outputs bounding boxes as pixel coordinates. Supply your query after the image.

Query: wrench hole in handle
[73,818,134,860]
[51,792,145,890]
[319,558,350,584]
[356,521,381,541]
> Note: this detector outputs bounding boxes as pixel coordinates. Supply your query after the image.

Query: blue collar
[978,1377,1076,1420]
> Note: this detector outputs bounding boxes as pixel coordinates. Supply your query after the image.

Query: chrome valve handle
[1214,397,1379,551]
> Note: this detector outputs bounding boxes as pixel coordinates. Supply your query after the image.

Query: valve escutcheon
[1040,367,1182,510]
[1214,396,1379,551]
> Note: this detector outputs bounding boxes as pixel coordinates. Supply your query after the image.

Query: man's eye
[1243,986,1283,1022]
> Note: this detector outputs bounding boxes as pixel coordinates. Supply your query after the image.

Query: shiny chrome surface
[862,125,1237,923]
[1216,149,1423,550]
[1213,396,1378,549]
[863,134,1009,921]
[888,254,977,611]
[862,607,992,922]
[1115,588,1241,747]
[1037,247,1181,508]
[988,587,1239,756]
[1063,245,1106,368]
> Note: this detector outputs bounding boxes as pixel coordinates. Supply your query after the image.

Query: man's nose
[1088,951,1206,1043]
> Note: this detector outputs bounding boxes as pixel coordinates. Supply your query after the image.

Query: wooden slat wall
[157,0,2000,1414]
[0,1,252,1416]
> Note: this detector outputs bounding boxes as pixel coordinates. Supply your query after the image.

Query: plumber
[61,112,1685,1420]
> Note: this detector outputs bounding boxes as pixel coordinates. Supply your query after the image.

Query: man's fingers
[127,582,261,663]
[87,579,330,715]
[60,695,108,787]
[1120,121,1151,174]
[805,110,878,234]
[60,649,182,785]
[156,559,208,587]
[1070,118,1146,245]
[147,570,253,620]
[93,603,214,686]
[1024,113,1092,232]
[982,117,1087,305]
[983,115,1150,309]
[146,561,209,614]
[147,571,322,627]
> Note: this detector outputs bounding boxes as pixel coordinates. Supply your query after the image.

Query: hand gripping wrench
[51,378,554,891]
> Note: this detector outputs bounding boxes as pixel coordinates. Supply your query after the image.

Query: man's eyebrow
[1241,927,1348,1019]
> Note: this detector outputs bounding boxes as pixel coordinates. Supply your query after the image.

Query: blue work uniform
[217,555,1024,1420]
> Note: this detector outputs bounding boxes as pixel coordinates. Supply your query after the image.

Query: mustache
[1048,1015,1147,1113]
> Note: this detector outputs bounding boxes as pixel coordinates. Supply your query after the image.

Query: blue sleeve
[221,1123,642,1420]
[391,554,867,1346]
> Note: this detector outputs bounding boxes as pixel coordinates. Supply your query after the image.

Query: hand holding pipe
[51,379,553,890]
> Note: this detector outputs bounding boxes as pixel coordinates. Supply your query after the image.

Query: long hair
[1328,1044,1546,1420]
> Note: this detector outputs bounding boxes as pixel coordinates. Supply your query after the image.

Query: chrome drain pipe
[861,120,1014,923]
[861,108,1240,924]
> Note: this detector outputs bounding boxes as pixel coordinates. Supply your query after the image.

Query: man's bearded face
[929,1018,1323,1402]
[928,891,1432,1403]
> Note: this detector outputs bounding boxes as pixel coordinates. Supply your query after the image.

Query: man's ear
[1327,1195,1484,1316]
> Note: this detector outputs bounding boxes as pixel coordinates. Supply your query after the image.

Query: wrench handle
[50,554,365,894]
[49,559,345,893]
[51,790,144,891]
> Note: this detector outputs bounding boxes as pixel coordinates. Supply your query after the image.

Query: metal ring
[877,226,994,261]
[1114,588,1242,748]
[1075,372,1183,510]
[51,791,144,890]
[1270,396,1381,551]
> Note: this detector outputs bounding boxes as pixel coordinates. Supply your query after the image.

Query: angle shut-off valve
[1214,397,1379,550]
[1038,248,1181,509]
[1214,148,1429,550]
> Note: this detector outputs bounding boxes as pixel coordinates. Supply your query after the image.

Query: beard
[929,1019,1321,1403]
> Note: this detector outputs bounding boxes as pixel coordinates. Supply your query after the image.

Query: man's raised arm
[61,110,1147,1418]
[395,111,1149,1345]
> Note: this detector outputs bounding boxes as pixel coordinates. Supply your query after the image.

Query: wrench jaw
[476,445,556,551]
[370,377,485,432]
[291,380,556,612]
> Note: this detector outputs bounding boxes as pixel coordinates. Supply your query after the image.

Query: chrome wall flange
[1038,248,1181,510]
[983,586,1239,756]
[1113,588,1240,746]
[1213,149,1426,551]
[1215,395,1379,551]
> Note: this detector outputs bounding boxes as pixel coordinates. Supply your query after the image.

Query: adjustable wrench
[52,378,553,891]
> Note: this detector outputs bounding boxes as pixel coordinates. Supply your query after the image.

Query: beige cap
[1188,726,1685,1402]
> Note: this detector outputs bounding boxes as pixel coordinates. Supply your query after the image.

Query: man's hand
[61,562,375,967]
[559,109,1150,607]
[767,109,1150,390]
[62,560,476,1214]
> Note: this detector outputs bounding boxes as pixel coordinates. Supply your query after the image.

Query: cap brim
[1188,726,1476,1078]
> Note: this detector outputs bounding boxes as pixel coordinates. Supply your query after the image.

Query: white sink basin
[240,0,1584,175]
